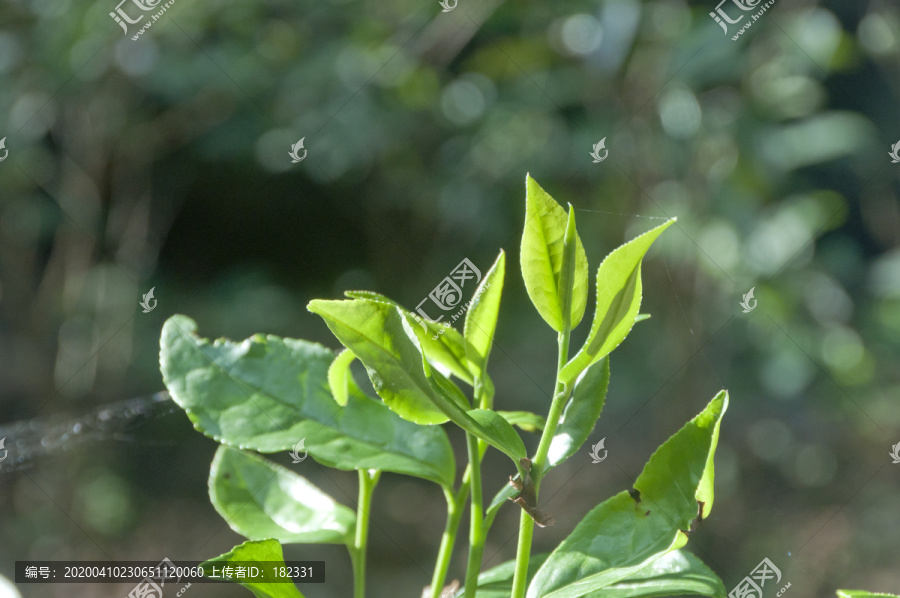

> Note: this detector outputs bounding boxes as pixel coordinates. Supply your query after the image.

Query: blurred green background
[1,0,899,596]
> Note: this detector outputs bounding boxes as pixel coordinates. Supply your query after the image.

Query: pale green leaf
[560,219,675,387]
[520,174,589,332]
[327,348,357,406]
[497,410,546,432]
[464,250,506,377]
[209,445,355,545]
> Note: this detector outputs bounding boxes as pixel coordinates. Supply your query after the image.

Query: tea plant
[159,174,729,598]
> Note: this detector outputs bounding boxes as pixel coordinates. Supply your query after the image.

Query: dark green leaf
[209,445,355,545]
[527,391,728,598]
[520,174,589,332]
[547,357,610,468]
[584,550,726,598]
[201,539,305,598]
[560,219,675,387]
[160,315,455,487]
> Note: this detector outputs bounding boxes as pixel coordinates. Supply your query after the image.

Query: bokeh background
[1,0,899,596]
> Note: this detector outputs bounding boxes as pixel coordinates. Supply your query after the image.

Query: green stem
[350,469,380,598]
[462,433,486,598]
[429,480,469,598]
[510,328,572,598]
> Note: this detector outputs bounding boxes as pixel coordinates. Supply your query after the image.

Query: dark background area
[1,0,899,596]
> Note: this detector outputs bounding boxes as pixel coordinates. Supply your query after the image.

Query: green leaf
[837,592,900,598]
[584,550,725,598]
[201,539,305,598]
[160,315,455,487]
[466,409,526,460]
[345,289,476,386]
[559,219,675,387]
[497,410,546,432]
[464,250,506,376]
[308,298,449,424]
[209,445,356,545]
[455,553,551,598]
[520,174,589,332]
[526,391,728,598]
[309,299,523,462]
[327,348,358,406]
[547,357,610,468]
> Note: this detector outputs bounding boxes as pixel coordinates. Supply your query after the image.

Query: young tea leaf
[209,445,356,545]
[327,348,358,407]
[520,174,589,332]
[497,410,547,433]
[464,250,506,378]
[527,391,728,598]
[559,219,675,387]
[201,539,305,598]
[308,299,450,424]
[345,289,476,386]
[160,315,455,487]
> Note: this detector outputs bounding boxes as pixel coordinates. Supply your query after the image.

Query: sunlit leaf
[308,299,449,424]
[559,219,675,387]
[520,174,589,332]
[465,250,506,377]
[327,348,358,406]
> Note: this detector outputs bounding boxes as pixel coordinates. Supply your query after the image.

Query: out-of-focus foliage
[1,0,899,596]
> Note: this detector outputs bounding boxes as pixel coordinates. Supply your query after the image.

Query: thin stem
[510,327,572,598]
[429,481,469,598]
[351,469,380,598]
[462,433,486,598]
